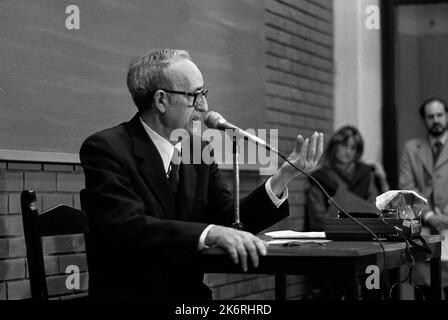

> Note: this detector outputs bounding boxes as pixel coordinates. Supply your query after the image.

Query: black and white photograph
[0,0,447,315]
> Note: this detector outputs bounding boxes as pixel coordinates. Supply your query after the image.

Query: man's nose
[196,97,208,112]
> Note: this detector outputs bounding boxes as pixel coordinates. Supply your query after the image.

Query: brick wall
[265,0,334,232]
[261,0,334,299]
[0,0,334,301]
[0,162,87,300]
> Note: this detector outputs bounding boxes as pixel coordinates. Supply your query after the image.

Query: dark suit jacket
[399,137,448,286]
[79,114,289,299]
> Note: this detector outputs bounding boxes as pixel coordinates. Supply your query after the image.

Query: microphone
[204,111,277,153]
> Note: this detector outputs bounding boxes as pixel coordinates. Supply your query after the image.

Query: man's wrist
[270,167,295,197]
[198,224,215,250]
[265,177,288,208]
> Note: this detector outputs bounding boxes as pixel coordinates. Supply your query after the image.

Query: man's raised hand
[283,132,324,176]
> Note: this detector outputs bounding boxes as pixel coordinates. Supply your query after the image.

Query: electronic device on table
[324,211,422,241]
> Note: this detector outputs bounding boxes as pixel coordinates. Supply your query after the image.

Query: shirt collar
[429,131,448,147]
[139,117,181,174]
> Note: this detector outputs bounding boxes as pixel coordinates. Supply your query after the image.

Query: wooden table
[192,235,443,300]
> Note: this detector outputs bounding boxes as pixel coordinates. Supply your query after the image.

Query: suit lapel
[416,138,434,175]
[127,115,176,219]
[435,142,448,169]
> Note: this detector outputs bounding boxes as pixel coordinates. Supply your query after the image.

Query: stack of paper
[264,230,326,239]
[264,230,328,246]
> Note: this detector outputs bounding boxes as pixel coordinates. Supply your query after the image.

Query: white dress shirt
[429,131,448,151]
[140,117,288,249]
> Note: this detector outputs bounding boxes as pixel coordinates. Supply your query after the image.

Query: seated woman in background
[305,125,389,231]
[303,125,389,300]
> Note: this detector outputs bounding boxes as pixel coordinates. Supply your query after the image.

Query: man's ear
[153,90,167,114]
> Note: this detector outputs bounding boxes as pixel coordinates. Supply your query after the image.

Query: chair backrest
[21,190,89,300]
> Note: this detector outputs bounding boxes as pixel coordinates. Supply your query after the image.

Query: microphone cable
[263,143,388,299]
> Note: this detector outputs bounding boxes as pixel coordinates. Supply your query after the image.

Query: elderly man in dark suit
[80,49,323,300]
[400,97,448,299]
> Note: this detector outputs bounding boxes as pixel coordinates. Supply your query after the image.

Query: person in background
[303,125,389,300]
[399,97,448,300]
[305,125,389,232]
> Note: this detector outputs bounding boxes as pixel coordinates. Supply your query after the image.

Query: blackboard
[0,0,266,161]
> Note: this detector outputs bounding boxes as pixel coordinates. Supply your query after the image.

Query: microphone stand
[231,135,244,230]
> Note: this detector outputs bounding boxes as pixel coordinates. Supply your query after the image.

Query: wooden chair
[21,190,89,300]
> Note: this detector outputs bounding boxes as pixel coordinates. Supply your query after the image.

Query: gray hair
[126,49,192,112]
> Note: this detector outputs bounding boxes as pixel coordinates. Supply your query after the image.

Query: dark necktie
[433,141,443,164]
[168,149,180,194]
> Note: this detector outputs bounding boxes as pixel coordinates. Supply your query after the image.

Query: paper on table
[441,229,448,262]
[268,239,330,245]
[264,230,326,239]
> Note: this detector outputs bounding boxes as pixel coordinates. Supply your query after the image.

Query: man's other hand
[204,225,268,272]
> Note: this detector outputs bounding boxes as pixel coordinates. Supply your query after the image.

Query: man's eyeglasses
[161,88,208,108]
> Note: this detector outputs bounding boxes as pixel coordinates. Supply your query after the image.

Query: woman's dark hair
[323,125,364,167]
